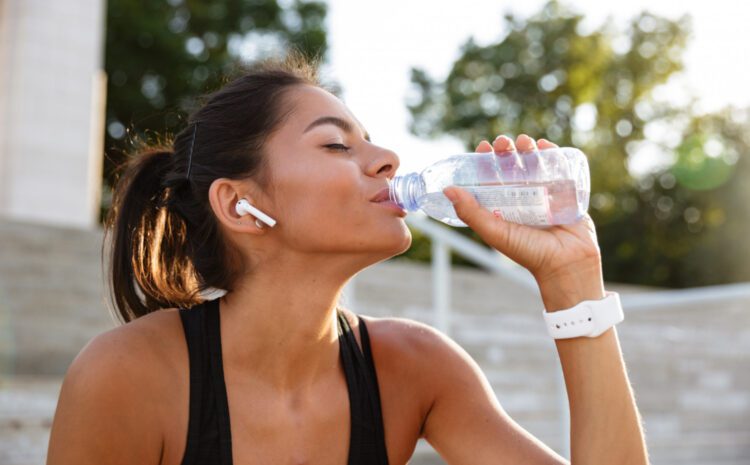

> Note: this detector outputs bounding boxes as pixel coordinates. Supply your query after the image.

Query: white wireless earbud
[235,199,277,228]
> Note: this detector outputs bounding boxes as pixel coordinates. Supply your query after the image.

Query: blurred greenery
[100,0,750,288]
[101,0,328,221]
[404,0,750,287]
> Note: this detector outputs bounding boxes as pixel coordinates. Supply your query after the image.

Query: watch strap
[543,291,623,339]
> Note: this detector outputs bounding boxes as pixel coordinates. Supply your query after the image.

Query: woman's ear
[208,178,271,234]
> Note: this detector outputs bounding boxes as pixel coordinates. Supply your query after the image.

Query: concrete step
[2,218,749,464]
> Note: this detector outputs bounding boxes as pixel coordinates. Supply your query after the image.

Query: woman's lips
[370,187,391,203]
[373,199,407,217]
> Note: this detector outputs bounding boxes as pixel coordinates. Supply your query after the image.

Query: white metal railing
[401,212,750,327]
[619,281,750,311]
[406,211,539,335]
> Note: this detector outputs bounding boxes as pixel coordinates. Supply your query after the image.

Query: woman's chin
[366,228,412,260]
[386,229,412,257]
[399,231,413,253]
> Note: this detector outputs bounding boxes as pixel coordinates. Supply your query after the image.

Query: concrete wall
[1,218,748,464]
[0,219,114,377]
[0,0,106,230]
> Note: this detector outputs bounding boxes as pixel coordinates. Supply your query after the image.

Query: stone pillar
[0,0,106,230]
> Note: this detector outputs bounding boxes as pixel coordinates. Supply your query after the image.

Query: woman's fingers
[442,184,515,250]
[475,140,493,152]
[482,134,560,155]
[493,135,515,154]
[537,138,559,150]
[515,134,537,152]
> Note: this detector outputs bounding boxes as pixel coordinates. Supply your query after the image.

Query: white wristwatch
[542,291,624,339]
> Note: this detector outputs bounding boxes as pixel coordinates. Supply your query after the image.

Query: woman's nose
[370,147,400,178]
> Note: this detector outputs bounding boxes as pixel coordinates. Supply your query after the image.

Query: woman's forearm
[539,274,650,465]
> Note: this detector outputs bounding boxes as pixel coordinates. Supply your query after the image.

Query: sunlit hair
[103,50,323,322]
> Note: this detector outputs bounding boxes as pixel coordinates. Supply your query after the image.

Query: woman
[47,54,649,465]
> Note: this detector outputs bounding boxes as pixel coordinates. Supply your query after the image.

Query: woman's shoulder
[344,309,460,379]
[67,307,187,390]
[344,310,475,438]
[88,307,184,353]
[353,311,454,352]
[48,308,188,462]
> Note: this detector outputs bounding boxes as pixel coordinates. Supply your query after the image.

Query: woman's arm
[46,327,165,465]
[418,281,647,465]
[539,263,649,465]
[417,321,570,465]
[422,134,649,465]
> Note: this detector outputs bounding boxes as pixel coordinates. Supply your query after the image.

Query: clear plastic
[388,146,590,227]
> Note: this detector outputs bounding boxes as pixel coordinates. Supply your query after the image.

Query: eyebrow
[303,116,371,142]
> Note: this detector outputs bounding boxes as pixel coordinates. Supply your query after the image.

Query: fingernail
[497,135,515,150]
[518,134,537,151]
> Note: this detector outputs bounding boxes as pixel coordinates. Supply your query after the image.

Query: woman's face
[259,84,412,261]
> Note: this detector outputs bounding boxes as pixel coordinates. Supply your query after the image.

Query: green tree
[102,0,328,221]
[405,0,749,287]
[619,108,750,286]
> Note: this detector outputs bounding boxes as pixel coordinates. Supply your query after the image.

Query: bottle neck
[389,172,423,211]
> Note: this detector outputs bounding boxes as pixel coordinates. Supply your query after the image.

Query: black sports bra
[178,298,390,464]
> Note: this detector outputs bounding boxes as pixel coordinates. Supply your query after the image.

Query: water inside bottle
[418,179,580,227]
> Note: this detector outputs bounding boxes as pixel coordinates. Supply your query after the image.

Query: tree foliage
[405,0,750,287]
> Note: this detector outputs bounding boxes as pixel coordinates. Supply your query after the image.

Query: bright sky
[324,0,750,176]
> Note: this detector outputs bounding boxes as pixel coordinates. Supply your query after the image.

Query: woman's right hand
[443,134,605,310]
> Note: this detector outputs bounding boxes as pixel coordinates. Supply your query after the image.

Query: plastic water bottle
[388,146,590,227]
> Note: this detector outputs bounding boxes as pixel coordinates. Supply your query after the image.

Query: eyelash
[324,143,351,152]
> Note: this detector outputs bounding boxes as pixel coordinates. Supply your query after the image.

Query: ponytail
[102,51,323,323]
[103,146,200,322]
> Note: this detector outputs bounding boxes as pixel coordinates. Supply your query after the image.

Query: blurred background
[0,0,748,463]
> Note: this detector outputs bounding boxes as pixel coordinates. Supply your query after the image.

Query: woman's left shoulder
[342,309,457,375]
[359,313,449,351]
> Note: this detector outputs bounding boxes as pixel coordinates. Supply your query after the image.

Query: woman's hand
[442,134,605,310]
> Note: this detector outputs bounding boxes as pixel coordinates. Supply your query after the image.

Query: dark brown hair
[103,52,321,323]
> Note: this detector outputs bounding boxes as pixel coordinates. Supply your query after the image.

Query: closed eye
[323,143,351,152]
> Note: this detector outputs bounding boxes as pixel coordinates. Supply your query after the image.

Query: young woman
[47,55,649,465]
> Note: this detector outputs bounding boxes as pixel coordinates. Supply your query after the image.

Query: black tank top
[178,298,390,465]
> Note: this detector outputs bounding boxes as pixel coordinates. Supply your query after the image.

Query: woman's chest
[158,357,425,465]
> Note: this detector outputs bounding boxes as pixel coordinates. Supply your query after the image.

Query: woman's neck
[216,254,358,394]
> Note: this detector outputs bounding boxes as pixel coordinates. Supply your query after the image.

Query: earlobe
[235,217,266,229]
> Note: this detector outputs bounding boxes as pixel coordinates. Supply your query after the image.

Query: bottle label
[464,185,552,226]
